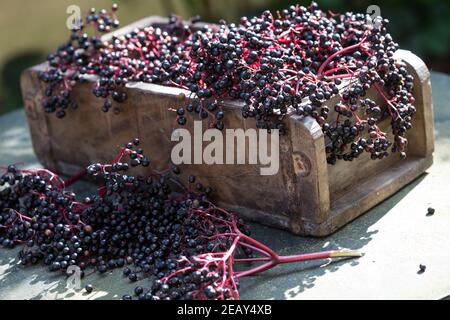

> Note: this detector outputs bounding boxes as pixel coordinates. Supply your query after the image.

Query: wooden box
[20,17,434,236]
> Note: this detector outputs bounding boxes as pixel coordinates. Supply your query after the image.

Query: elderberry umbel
[0,141,360,300]
[39,2,416,164]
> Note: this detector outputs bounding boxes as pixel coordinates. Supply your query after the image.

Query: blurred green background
[0,0,449,115]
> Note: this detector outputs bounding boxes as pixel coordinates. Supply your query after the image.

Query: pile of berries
[0,140,359,300]
[39,2,416,163]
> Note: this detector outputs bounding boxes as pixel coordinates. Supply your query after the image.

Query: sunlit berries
[40,2,416,164]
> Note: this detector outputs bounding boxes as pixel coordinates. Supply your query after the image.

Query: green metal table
[0,72,449,300]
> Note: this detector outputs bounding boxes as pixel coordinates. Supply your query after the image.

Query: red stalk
[235,233,361,279]
[318,38,367,76]
[235,250,362,279]
[63,169,88,188]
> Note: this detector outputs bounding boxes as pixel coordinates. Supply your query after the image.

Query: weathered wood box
[20,17,434,236]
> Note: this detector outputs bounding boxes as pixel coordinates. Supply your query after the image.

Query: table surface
[0,72,449,300]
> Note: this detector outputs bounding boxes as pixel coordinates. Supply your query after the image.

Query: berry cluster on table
[0,139,360,300]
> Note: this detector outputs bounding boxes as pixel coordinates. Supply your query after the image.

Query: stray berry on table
[418,264,426,274]
[85,284,94,294]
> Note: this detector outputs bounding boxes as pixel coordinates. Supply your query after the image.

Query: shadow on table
[0,249,134,300]
[239,174,427,300]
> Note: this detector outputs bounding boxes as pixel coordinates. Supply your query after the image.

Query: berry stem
[63,169,88,188]
[235,250,362,278]
[318,37,367,76]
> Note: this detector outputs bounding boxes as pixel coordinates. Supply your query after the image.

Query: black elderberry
[172,166,181,175]
[177,117,187,126]
[123,268,131,277]
[98,265,108,274]
[216,111,224,120]
[85,284,94,293]
[134,286,144,296]
[418,264,426,274]
[129,273,138,282]
[186,104,194,112]
[215,121,224,131]
[177,108,185,116]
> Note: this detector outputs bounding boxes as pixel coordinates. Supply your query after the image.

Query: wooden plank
[288,115,330,232]
[326,87,400,201]
[395,50,435,157]
[319,156,433,236]
[20,68,57,171]
[130,83,295,226]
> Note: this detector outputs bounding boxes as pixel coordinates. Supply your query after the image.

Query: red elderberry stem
[237,241,271,258]
[10,209,33,222]
[325,73,355,81]
[323,66,354,75]
[239,234,278,258]
[318,38,367,76]
[374,83,399,120]
[63,169,88,188]
[235,250,362,279]
[234,257,271,263]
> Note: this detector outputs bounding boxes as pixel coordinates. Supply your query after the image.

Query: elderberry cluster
[0,141,252,300]
[1,140,363,300]
[39,2,416,164]
[39,5,121,117]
